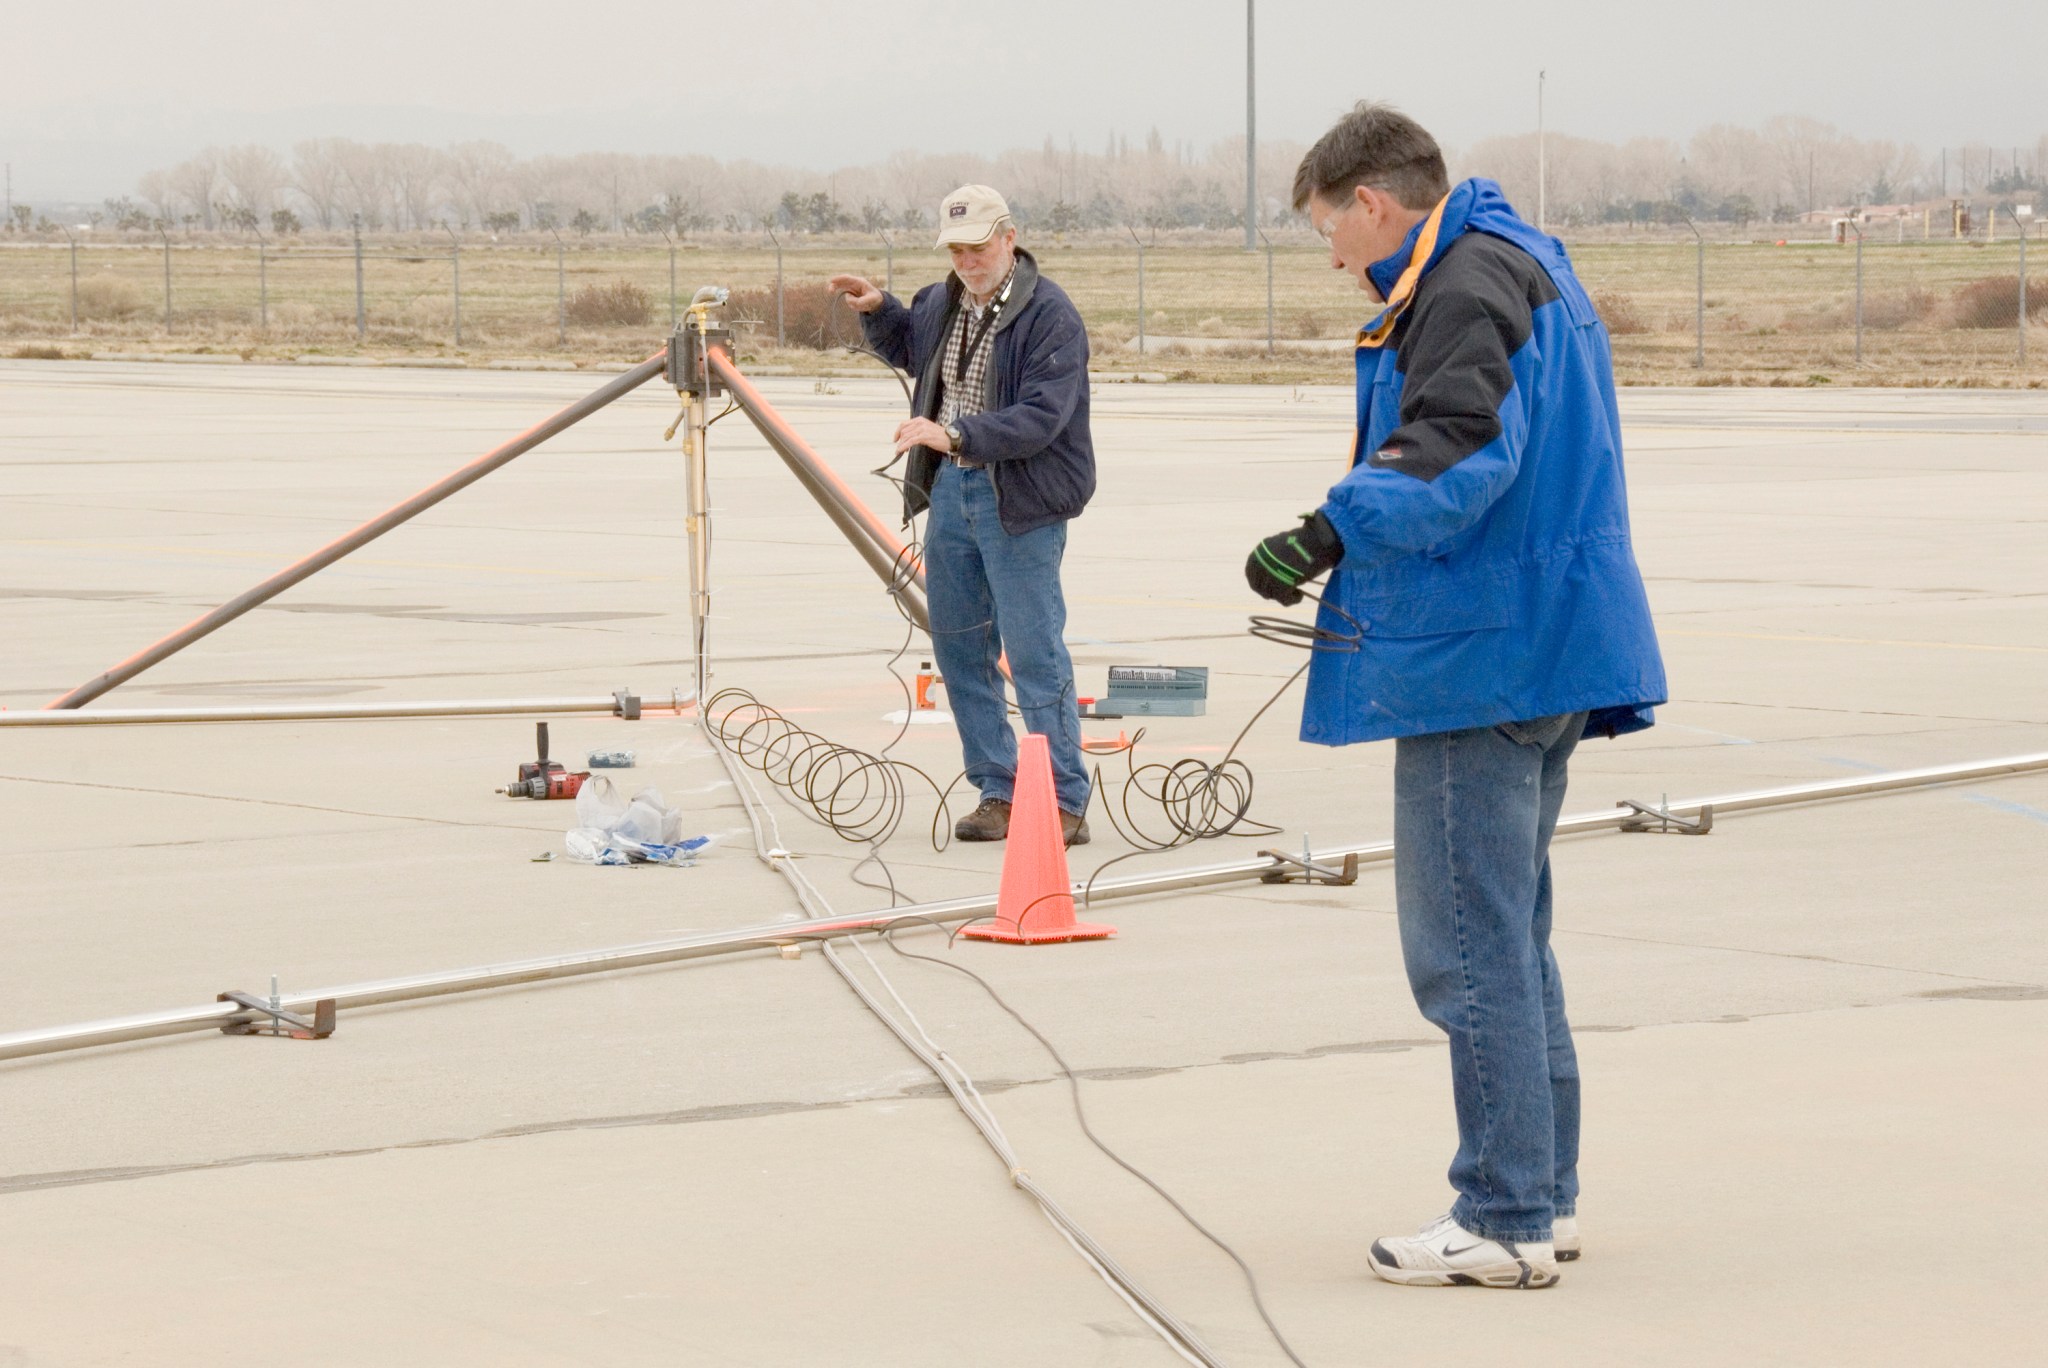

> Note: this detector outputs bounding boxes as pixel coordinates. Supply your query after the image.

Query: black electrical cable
[1077,580,1362,896]
[877,914,1312,1368]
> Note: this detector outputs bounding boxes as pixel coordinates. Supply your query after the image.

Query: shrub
[1950,276,2047,329]
[11,343,68,359]
[76,275,149,320]
[1292,310,1326,340]
[1860,287,1937,331]
[726,280,860,350]
[564,279,652,328]
[1593,291,1648,335]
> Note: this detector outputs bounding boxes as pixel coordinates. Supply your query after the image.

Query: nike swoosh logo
[1441,1242,1485,1257]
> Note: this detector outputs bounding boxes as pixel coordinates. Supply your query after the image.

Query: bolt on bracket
[217,990,337,1040]
[1258,849,1360,886]
[1618,798,1715,835]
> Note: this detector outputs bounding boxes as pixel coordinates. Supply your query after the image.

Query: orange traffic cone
[961,732,1116,945]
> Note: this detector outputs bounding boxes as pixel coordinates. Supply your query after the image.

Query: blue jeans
[1393,711,1587,1244]
[923,462,1090,815]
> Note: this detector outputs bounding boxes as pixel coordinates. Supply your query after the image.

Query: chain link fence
[1,227,2040,383]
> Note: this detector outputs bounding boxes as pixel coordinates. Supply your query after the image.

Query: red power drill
[497,722,590,799]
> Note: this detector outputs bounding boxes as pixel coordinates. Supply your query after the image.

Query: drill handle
[536,721,550,765]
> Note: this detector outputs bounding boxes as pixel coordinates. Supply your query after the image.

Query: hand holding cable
[1245,510,1344,606]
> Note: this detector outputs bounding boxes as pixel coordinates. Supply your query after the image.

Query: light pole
[1537,70,1547,235]
[878,228,894,296]
[1244,0,1257,251]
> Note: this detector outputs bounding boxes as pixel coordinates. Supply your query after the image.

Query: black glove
[1245,511,1344,606]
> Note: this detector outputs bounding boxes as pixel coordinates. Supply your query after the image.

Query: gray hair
[1292,101,1449,213]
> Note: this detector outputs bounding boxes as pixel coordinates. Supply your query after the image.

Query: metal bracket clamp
[666,319,735,398]
[217,990,336,1040]
[612,688,641,720]
[1618,797,1715,835]
[1257,849,1360,886]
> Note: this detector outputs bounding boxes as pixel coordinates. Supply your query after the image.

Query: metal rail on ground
[0,692,690,728]
[4,749,2043,1064]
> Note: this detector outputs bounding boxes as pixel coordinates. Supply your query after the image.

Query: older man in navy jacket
[832,185,1096,846]
[1246,105,1666,1290]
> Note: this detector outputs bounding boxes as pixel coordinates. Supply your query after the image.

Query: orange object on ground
[1080,730,1131,754]
[961,733,1115,945]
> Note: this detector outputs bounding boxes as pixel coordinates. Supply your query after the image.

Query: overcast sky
[5,0,2044,201]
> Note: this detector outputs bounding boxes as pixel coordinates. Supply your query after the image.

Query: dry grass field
[1,232,2040,386]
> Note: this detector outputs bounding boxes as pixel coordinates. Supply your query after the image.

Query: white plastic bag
[563,782,697,866]
[575,775,628,832]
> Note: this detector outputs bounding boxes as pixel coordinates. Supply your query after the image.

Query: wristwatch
[943,422,964,454]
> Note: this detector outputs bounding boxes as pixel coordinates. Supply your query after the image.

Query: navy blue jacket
[861,248,1096,536]
[1303,179,1667,746]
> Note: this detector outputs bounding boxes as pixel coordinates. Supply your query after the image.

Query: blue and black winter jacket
[861,247,1096,536]
[1303,178,1666,746]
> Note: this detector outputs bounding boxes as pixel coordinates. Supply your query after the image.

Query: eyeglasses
[1314,197,1363,246]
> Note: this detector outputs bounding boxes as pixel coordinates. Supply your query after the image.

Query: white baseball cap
[935,184,1012,248]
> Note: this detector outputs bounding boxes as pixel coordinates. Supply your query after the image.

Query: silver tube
[6,749,2044,1064]
[0,694,688,728]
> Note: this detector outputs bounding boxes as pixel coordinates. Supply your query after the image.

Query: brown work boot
[954,797,1012,841]
[1060,809,1091,847]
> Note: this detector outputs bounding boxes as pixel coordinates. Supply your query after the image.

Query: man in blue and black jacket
[1245,103,1666,1289]
[833,185,1096,846]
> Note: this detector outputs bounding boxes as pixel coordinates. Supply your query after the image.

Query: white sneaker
[1368,1213,1561,1289]
[1554,1215,1580,1262]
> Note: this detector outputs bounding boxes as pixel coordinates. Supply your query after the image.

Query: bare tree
[291,140,349,230]
[217,145,289,223]
[163,149,222,230]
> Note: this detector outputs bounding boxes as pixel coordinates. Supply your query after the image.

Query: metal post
[158,224,172,329]
[1127,225,1145,355]
[1850,219,1864,365]
[1257,226,1274,356]
[660,229,677,327]
[46,354,670,709]
[253,226,268,330]
[1244,0,1256,251]
[1678,211,1704,368]
[60,225,77,332]
[550,227,565,346]
[444,225,461,347]
[680,295,719,702]
[766,229,784,348]
[1537,69,1547,236]
[352,213,365,340]
[878,229,893,295]
[2008,205,2028,370]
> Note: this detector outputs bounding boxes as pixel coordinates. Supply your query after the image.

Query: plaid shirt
[936,264,1017,457]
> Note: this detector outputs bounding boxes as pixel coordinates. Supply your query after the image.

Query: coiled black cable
[704,687,965,848]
